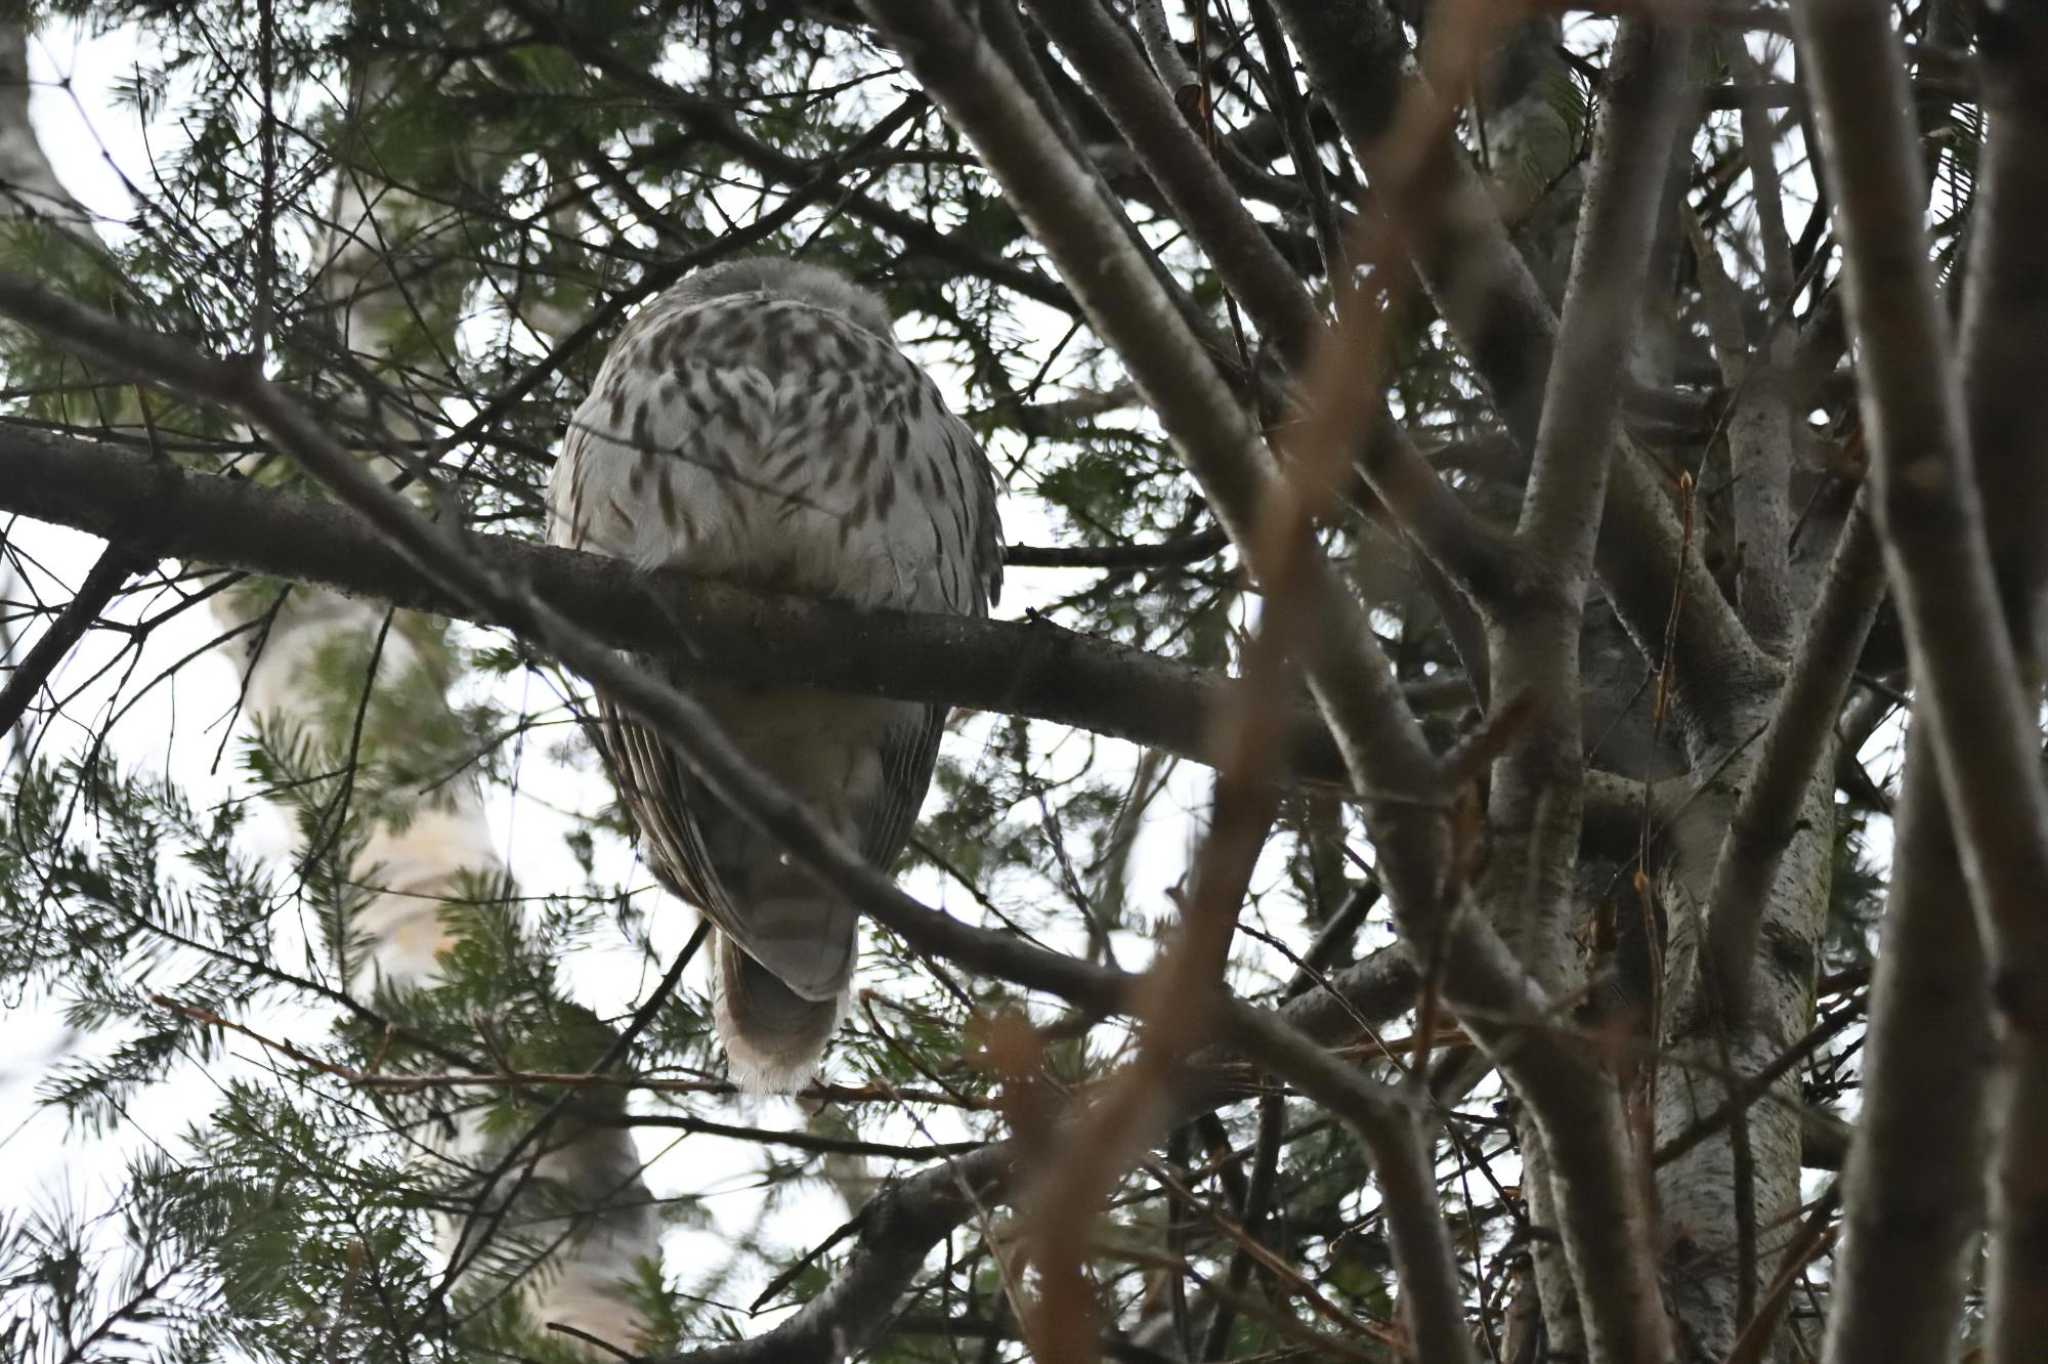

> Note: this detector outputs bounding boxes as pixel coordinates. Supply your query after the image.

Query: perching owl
[546,257,1003,1091]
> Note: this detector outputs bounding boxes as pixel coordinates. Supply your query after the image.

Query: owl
[546,258,1003,1091]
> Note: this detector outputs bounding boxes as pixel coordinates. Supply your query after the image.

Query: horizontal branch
[1000,526,1228,569]
[0,423,1350,784]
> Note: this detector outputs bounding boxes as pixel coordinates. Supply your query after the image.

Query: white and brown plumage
[546,258,1002,1091]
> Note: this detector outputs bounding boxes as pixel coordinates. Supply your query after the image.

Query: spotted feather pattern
[546,258,1001,1089]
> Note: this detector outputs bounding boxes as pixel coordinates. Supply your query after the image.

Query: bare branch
[667,1145,1013,1364]
[1960,10,2048,669]
[1953,8,2048,1348]
[0,539,151,743]
[1000,526,1227,569]
[1269,0,1770,743]
[1512,21,1688,589]
[1819,731,1990,1364]
[1223,1000,1472,1364]
[1022,0,1322,363]
[1703,503,1884,1027]
[1795,3,2048,1354]
[1013,3,1519,610]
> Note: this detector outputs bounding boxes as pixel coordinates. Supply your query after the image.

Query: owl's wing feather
[590,696,722,917]
[864,703,945,869]
[942,409,1005,615]
[595,693,855,1003]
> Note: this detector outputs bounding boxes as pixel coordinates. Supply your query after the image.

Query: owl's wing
[945,409,1005,615]
[863,703,945,870]
[596,692,936,932]
[593,692,860,1004]
[590,696,730,923]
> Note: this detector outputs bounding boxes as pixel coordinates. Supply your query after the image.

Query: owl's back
[549,289,999,618]
[543,263,1001,1091]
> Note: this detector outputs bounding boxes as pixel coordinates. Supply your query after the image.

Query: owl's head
[672,257,895,341]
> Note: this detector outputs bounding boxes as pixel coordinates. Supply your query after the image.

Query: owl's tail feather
[715,931,844,1093]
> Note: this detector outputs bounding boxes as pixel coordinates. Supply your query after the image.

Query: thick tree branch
[1960,10,2048,671]
[1795,3,2048,1356]
[1001,527,1227,570]
[1269,0,1769,745]
[0,425,1353,788]
[1819,729,1991,1364]
[1702,503,1885,1027]
[1482,15,1689,980]
[1221,1001,1471,1364]
[1690,177,1798,649]
[1951,7,2048,1348]
[1512,22,1686,590]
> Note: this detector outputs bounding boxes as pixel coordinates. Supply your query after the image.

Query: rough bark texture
[1655,749,1832,1363]
[1821,729,1990,1364]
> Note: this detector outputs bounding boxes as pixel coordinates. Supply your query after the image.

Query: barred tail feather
[714,930,844,1093]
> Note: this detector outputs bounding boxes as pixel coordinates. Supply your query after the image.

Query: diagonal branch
[1019,2,1515,609]
[0,539,153,743]
[1020,0,1321,362]
[1703,502,1885,1028]
[668,1144,1013,1364]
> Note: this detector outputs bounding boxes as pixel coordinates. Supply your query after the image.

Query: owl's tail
[714,930,845,1093]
